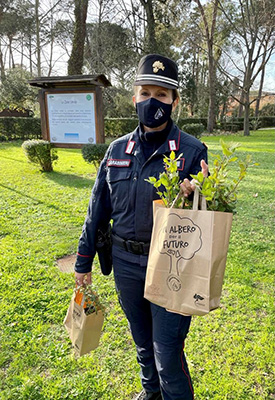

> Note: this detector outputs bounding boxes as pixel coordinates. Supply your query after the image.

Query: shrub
[219,116,275,132]
[104,118,138,138]
[178,117,208,129]
[258,103,275,116]
[22,140,58,172]
[82,143,109,170]
[181,123,205,138]
[251,116,275,128]
[0,117,41,141]
[104,118,209,139]
[218,122,241,132]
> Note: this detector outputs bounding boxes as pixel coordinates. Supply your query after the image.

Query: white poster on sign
[47,92,96,144]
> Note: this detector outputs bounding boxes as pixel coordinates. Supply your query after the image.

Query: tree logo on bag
[158,214,202,291]
[167,275,182,291]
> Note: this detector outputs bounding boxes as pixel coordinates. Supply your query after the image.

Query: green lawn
[0,130,274,400]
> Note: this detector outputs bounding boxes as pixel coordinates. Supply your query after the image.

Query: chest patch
[107,159,131,167]
[177,158,185,171]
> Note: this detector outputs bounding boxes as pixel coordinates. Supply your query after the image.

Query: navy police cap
[134,54,178,89]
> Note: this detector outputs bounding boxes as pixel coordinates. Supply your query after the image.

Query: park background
[0,0,274,399]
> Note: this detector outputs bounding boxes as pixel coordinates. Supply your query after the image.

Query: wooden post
[95,86,105,143]
[38,90,48,141]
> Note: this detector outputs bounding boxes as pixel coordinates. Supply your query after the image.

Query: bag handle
[192,187,207,210]
[170,187,207,210]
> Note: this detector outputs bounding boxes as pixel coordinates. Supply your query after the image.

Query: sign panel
[46,92,96,144]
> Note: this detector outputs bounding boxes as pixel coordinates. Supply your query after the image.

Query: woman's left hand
[180,160,208,197]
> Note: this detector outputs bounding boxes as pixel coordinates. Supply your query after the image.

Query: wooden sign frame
[39,86,105,148]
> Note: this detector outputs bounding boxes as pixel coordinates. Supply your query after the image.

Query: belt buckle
[128,240,143,255]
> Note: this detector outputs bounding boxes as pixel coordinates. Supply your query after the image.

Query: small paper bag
[64,290,104,356]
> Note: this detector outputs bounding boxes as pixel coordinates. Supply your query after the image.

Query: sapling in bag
[64,286,104,356]
[144,144,255,316]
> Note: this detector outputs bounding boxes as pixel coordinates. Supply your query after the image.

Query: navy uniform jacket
[75,122,208,273]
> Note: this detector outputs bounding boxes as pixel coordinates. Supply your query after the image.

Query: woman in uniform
[74,54,208,400]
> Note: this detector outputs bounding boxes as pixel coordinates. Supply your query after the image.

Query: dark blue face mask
[136,97,173,128]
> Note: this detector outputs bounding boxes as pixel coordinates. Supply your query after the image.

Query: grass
[0,129,274,400]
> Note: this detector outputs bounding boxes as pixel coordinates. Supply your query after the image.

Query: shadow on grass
[0,183,62,211]
[0,155,25,163]
[45,171,95,188]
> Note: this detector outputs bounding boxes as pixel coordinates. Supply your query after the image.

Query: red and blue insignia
[177,158,185,170]
[125,140,136,154]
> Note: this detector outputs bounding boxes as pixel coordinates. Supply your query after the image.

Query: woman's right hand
[75,271,92,286]
[180,159,208,197]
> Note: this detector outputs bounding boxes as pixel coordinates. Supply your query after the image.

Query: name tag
[107,159,131,167]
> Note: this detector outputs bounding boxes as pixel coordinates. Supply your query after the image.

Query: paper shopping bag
[64,289,104,356]
[144,193,233,316]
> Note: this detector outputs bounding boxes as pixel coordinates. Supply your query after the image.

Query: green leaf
[220,139,233,157]
[170,151,176,160]
[228,156,238,163]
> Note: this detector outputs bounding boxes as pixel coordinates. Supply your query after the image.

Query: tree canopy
[0,0,274,132]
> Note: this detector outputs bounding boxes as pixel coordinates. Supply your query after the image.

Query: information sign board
[46,92,96,144]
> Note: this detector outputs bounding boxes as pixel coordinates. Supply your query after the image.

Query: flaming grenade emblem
[152,61,165,73]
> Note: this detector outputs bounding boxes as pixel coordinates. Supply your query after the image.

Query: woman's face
[133,85,178,111]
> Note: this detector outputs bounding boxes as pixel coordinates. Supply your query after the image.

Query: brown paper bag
[64,290,104,356]
[144,191,233,316]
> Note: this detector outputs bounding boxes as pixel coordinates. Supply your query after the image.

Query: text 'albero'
[169,225,197,234]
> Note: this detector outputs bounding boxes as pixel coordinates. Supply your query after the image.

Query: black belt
[112,234,150,255]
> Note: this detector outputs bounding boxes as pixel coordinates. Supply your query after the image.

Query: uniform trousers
[112,245,194,400]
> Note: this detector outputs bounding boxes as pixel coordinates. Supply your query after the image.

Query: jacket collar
[125,122,180,164]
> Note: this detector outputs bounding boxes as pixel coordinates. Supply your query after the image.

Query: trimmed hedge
[181,123,205,138]
[104,118,138,138]
[0,115,274,142]
[82,143,109,170]
[104,117,208,137]
[219,116,275,131]
[249,116,275,128]
[178,117,208,129]
[0,117,41,141]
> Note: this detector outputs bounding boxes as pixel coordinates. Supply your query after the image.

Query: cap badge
[152,61,165,73]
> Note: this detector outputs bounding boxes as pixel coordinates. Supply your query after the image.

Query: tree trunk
[35,0,41,75]
[48,13,54,76]
[35,0,41,76]
[254,62,266,118]
[29,33,33,75]
[243,90,250,136]
[237,91,244,118]
[207,52,216,132]
[140,0,157,52]
[96,0,103,72]
[194,0,219,133]
[0,43,5,81]
[8,37,15,69]
[68,0,89,75]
